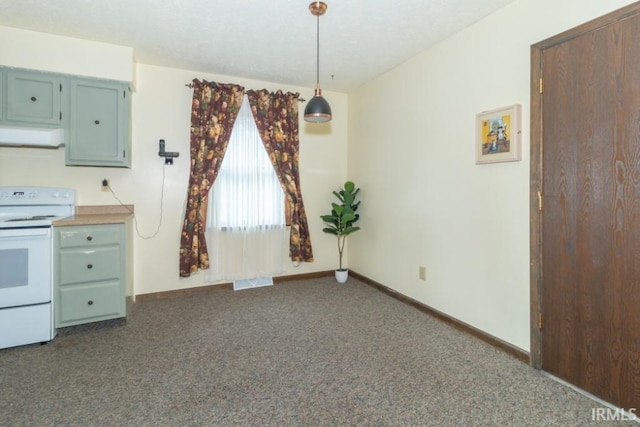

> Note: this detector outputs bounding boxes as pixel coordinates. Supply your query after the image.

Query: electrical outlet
[101,178,109,192]
[419,265,426,281]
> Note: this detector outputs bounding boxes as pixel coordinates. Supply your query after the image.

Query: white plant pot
[335,269,349,283]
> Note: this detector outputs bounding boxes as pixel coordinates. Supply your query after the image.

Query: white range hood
[0,126,65,148]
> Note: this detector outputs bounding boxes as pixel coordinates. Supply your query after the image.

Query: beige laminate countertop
[53,205,134,227]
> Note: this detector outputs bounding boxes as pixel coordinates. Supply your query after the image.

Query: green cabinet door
[0,72,3,123]
[67,78,130,167]
[5,70,63,125]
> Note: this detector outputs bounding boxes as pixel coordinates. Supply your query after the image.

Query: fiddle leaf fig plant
[320,181,361,271]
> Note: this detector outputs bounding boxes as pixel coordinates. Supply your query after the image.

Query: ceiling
[0,0,518,93]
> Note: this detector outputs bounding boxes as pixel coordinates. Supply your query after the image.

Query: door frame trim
[529,0,640,369]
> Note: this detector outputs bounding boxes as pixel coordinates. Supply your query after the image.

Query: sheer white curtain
[205,95,287,282]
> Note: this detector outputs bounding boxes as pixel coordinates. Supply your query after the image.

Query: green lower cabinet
[54,223,126,328]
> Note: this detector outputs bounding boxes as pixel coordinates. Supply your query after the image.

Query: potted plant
[320,181,361,283]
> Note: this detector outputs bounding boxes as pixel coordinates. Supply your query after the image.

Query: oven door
[0,227,52,309]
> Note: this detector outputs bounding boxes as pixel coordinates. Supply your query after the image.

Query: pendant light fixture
[304,1,332,123]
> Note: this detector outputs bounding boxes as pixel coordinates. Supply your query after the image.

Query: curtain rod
[185,83,305,102]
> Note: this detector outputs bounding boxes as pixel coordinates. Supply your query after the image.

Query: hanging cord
[107,164,167,240]
[315,11,320,88]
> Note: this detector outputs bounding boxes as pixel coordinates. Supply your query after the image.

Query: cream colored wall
[347,0,637,352]
[131,64,347,294]
[0,26,134,82]
[0,27,347,296]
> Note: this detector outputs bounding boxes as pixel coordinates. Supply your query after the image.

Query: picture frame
[476,104,521,164]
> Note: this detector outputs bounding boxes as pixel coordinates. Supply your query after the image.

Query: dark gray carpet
[0,277,633,426]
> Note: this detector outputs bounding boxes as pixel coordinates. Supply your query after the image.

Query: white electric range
[0,186,75,349]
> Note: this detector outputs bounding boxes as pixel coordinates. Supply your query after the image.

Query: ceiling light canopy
[304,1,332,123]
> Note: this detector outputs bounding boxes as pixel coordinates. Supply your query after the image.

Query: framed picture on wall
[476,104,522,164]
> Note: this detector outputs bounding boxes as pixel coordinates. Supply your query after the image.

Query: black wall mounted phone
[158,139,179,165]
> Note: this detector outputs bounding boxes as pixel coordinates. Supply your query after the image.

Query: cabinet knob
[86,235,93,241]
[87,300,94,306]
[94,120,100,125]
[30,96,37,102]
[87,264,93,269]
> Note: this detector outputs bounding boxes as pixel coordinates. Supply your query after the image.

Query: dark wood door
[538,8,640,410]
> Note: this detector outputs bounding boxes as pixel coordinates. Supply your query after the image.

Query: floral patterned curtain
[246,89,314,262]
[179,80,244,277]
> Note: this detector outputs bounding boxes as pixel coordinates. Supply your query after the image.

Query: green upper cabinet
[5,70,64,126]
[67,78,131,167]
[0,67,132,168]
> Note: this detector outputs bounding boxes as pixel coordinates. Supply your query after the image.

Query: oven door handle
[0,227,51,239]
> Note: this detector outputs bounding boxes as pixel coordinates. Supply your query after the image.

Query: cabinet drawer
[59,246,121,285]
[57,281,124,325]
[58,225,121,248]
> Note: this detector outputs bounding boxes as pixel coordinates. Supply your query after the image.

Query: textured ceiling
[0,0,517,93]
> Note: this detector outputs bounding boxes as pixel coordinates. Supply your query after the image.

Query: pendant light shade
[304,1,332,123]
[304,87,332,123]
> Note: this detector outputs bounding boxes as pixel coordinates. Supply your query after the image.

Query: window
[207,95,285,231]
[205,95,288,281]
